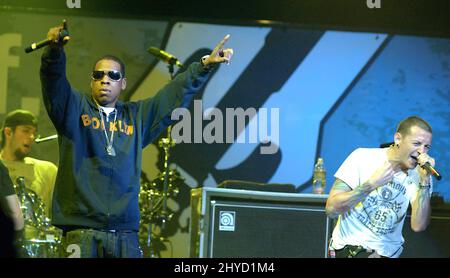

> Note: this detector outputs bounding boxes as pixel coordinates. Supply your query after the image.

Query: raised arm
[40,21,74,129]
[140,35,234,146]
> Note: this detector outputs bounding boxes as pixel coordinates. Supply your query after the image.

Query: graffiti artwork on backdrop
[146,28,325,241]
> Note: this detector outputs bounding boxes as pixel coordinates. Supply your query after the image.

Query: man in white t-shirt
[326,116,436,258]
[0,110,57,219]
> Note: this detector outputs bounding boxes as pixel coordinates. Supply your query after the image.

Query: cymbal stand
[142,58,180,257]
[158,126,176,230]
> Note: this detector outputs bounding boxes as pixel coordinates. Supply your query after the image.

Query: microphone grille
[147,47,160,54]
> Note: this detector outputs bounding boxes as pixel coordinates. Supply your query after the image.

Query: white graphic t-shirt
[330,148,432,258]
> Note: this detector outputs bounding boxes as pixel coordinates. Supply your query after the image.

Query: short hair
[396,116,432,136]
[1,109,38,148]
[93,55,125,77]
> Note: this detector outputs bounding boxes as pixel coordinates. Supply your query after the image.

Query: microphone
[25,20,70,53]
[35,134,58,143]
[421,162,442,181]
[147,47,183,67]
[25,38,52,53]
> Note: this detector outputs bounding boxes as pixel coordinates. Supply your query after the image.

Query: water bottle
[313,157,326,194]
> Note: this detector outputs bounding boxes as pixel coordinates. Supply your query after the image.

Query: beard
[14,148,28,160]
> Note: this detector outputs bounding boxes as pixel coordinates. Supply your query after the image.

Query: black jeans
[60,229,143,258]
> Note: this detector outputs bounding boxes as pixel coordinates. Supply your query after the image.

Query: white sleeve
[334,148,363,190]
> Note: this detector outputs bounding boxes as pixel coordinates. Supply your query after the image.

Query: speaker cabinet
[190,187,331,258]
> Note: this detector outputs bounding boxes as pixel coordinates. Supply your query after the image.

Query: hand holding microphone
[25,19,70,53]
[422,162,442,180]
[47,19,70,49]
[417,152,442,181]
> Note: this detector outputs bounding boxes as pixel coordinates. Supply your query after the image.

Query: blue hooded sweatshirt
[40,47,211,231]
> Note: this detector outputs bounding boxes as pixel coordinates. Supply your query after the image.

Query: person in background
[0,109,57,219]
[0,161,24,257]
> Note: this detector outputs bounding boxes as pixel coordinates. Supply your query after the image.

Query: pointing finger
[212,34,230,56]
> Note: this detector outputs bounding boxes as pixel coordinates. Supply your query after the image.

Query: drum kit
[15,165,181,259]
[137,53,188,258]
[13,127,183,258]
[138,126,183,258]
[138,169,183,257]
[15,177,62,258]
[12,107,181,258]
[13,129,182,258]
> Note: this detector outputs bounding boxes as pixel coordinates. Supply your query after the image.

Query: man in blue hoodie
[40,22,233,258]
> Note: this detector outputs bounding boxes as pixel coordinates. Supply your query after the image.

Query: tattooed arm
[325,179,373,219]
[326,161,396,219]
[410,186,431,232]
[410,172,432,232]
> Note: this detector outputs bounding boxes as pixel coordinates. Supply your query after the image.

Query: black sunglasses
[91,70,123,81]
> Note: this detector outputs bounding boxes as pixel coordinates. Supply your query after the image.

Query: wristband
[200,55,213,71]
